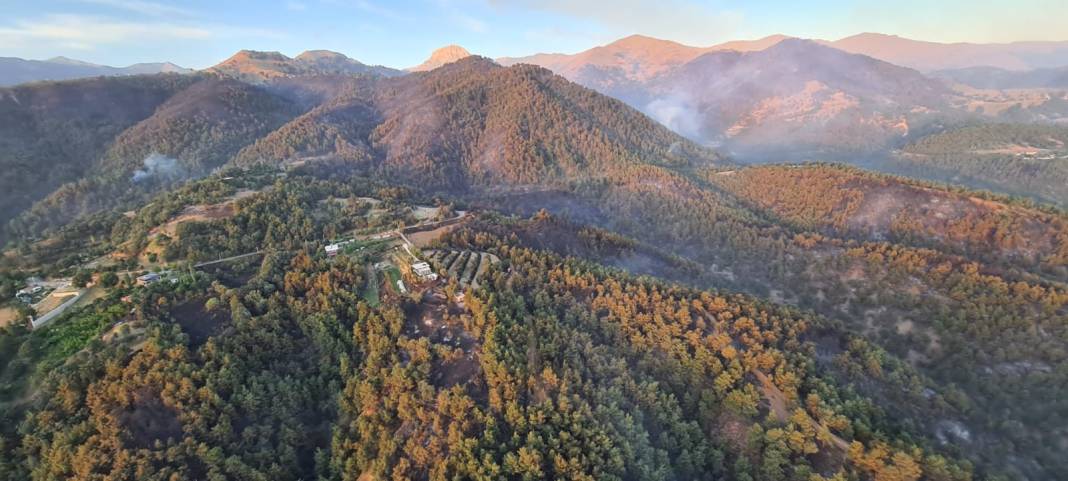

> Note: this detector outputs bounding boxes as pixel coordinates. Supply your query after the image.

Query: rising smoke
[131,153,186,183]
[645,94,703,141]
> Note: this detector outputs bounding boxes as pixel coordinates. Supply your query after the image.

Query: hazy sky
[1,0,1066,69]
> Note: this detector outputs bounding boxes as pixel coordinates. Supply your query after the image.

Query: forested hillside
[4,152,1066,479]
[236,57,722,189]
[880,124,1068,207]
[8,79,304,238]
[1,48,1067,481]
[0,74,198,230]
[0,173,979,480]
[2,58,722,242]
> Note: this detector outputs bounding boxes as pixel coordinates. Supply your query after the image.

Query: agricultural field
[425,249,499,287]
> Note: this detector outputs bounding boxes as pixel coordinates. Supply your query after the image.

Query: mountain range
[6,34,1068,158]
[4,33,1068,233]
[498,34,1068,158]
[0,56,191,87]
[3,33,1068,481]
[0,55,720,237]
[500,32,1068,76]
[825,32,1068,71]
[503,37,958,156]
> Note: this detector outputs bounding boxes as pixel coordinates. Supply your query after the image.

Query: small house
[137,273,161,286]
[325,243,341,257]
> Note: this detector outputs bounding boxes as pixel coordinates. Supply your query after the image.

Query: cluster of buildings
[15,285,44,303]
[325,239,356,257]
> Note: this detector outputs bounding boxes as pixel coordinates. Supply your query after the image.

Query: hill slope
[236,57,723,189]
[2,57,722,239]
[0,74,199,231]
[877,123,1068,207]
[501,37,962,157]
[639,39,954,155]
[5,76,308,237]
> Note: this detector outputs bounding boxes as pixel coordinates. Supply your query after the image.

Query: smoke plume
[645,94,702,141]
[131,153,185,183]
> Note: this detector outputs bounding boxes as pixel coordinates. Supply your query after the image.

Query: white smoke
[131,153,185,183]
[645,94,702,140]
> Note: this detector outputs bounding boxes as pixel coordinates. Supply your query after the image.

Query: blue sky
[1,0,1065,69]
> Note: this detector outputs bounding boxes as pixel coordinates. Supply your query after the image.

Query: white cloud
[0,14,209,45]
[0,14,285,52]
[78,0,196,17]
[286,1,308,11]
[489,0,744,46]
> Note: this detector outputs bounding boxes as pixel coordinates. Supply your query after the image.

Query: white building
[137,273,161,286]
[412,261,438,281]
[325,244,341,256]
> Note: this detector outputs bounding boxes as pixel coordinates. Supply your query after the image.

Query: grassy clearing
[362,266,380,307]
[384,267,402,293]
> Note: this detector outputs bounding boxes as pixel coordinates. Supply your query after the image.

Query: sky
[1,0,1066,69]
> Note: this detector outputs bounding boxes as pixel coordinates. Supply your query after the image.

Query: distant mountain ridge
[497,34,790,82]
[933,65,1068,89]
[825,33,1068,72]
[206,49,403,83]
[501,32,1068,80]
[0,56,192,87]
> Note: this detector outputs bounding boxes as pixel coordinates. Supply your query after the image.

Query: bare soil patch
[754,370,789,423]
[432,355,481,388]
[407,224,460,248]
[150,189,256,238]
[0,306,22,328]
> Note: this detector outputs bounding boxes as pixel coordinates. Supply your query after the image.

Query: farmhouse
[412,261,438,281]
[325,243,341,256]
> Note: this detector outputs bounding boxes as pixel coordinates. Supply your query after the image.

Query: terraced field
[424,249,499,287]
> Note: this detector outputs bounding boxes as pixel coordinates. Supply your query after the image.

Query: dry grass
[0,306,22,328]
[407,224,460,248]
